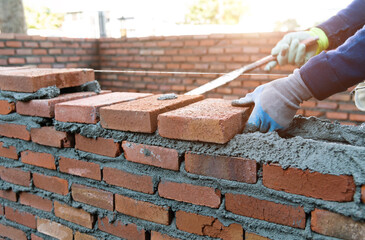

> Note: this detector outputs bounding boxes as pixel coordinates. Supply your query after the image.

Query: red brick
[37,218,73,240]
[19,192,53,211]
[75,134,121,157]
[0,141,18,159]
[103,167,154,194]
[6,41,22,47]
[59,156,101,180]
[74,232,97,240]
[151,231,181,240]
[98,216,146,239]
[0,68,94,92]
[326,112,348,120]
[158,99,249,144]
[0,189,17,202]
[122,141,180,171]
[55,92,151,123]
[158,180,221,208]
[362,186,365,203]
[0,223,27,240]
[263,164,356,202]
[16,91,100,118]
[0,166,30,186]
[8,57,26,64]
[0,123,30,140]
[21,150,56,169]
[31,127,74,148]
[54,201,94,229]
[31,233,44,240]
[185,152,257,183]
[317,101,338,110]
[100,94,202,133]
[72,184,113,211]
[245,232,271,240]
[311,209,365,239]
[115,194,171,225]
[0,100,15,115]
[225,193,305,229]
[175,210,243,239]
[33,173,68,195]
[0,204,3,215]
[349,113,365,122]
[5,206,37,229]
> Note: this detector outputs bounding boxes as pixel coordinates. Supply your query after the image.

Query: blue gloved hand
[232,69,313,132]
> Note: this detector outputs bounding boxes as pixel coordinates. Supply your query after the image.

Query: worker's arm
[233,26,365,132]
[265,0,365,71]
[300,25,365,100]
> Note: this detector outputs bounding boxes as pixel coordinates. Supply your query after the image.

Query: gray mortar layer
[0,114,363,240]
[0,80,101,102]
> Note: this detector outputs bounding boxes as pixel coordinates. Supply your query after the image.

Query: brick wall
[0,67,363,240]
[0,32,364,125]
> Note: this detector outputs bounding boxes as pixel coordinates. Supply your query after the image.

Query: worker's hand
[232,69,313,132]
[265,28,329,72]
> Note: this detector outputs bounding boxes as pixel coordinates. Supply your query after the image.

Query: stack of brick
[0,67,363,240]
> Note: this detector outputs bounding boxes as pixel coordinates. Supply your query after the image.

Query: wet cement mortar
[0,80,101,102]
[0,114,363,239]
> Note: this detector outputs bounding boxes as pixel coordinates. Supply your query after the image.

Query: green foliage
[24,5,64,29]
[185,0,248,25]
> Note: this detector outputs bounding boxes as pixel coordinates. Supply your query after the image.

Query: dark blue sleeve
[300,26,365,100]
[317,0,365,49]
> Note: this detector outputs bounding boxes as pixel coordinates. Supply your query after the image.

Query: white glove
[265,31,317,71]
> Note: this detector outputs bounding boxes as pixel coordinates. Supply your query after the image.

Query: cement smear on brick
[0,80,101,102]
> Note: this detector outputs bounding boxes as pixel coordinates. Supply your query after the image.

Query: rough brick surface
[30,126,74,148]
[311,209,365,239]
[55,92,151,123]
[0,223,27,240]
[263,164,356,202]
[72,184,113,211]
[0,166,30,186]
[37,218,73,240]
[0,189,17,202]
[16,91,99,118]
[0,141,18,159]
[225,193,306,229]
[74,232,97,240]
[158,98,249,144]
[0,100,15,115]
[0,123,30,140]
[158,180,221,208]
[100,94,203,133]
[75,134,121,157]
[59,156,101,180]
[33,173,68,195]
[21,150,56,169]
[19,192,53,211]
[362,185,365,203]
[151,231,181,240]
[245,232,271,240]
[4,206,37,229]
[115,194,171,225]
[98,216,146,240]
[103,167,154,194]
[0,68,94,92]
[175,210,243,239]
[54,201,94,229]
[122,141,180,171]
[185,152,257,183]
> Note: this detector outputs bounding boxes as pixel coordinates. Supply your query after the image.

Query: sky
[23,0,354,37]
